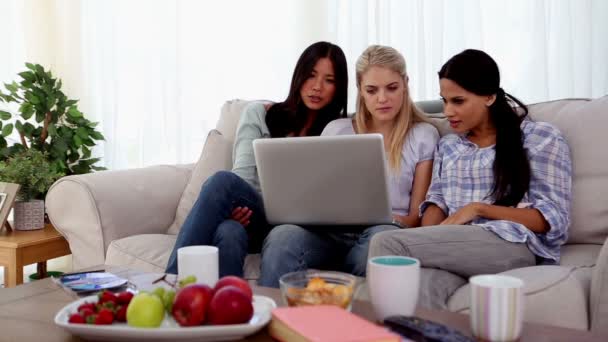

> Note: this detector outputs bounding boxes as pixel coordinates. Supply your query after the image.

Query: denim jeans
[258,224,399,287]
[165,171,270,277]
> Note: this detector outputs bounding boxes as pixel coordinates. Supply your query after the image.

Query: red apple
[213,276,253,301]
[172,284,213,326]
[208,286,254,325]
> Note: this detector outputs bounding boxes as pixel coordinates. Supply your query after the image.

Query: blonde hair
[355,45,426,172]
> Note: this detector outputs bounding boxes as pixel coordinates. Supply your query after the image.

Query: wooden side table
[0,223,71,287]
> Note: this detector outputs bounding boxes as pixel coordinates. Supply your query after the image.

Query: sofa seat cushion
[106,233,262,279]
[106,234,177,273]
[561,244,602,267]
[447,266,588,330]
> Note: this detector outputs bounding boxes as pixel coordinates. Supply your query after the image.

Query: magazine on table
[51,270,130,296]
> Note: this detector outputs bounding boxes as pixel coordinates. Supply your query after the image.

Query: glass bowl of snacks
[279,270,358,311]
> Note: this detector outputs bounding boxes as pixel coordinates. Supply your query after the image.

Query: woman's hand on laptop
[231,206,253,227]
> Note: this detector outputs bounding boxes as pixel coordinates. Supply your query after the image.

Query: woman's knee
[215,221,248,246]
[263,225,309,253]
[202,171,238,193]
[368,229,412,258]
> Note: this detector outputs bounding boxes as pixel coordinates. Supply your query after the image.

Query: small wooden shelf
[0,223,71,287]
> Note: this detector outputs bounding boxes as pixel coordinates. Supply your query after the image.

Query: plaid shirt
[420,119,572,262]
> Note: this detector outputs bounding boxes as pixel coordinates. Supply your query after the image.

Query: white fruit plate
[54,294,276,341]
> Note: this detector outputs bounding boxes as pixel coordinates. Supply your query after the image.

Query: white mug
[177,245,219,287]
[470,274,525,342]
[367,256,420,321]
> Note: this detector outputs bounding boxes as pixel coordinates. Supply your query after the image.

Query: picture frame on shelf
[0,182,20,231]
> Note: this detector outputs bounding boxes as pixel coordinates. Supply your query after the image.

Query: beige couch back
[527,97,608,244]
[176,97,608,245]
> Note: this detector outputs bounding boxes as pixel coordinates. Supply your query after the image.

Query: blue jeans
[166,171,270,277]
[258,224,399,287]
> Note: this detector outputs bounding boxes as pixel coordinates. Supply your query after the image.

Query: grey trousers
[368,225,536,310]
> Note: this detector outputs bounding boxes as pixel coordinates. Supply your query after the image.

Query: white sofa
[46,97,608,335]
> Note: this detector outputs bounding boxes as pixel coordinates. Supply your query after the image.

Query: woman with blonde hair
[258,45,439,287]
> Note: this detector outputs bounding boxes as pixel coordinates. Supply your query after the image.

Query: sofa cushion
[447,266,588,330]
[590,238,608,335]
[215,99,253,143]
[561,244,602,267]
[106,234,177,273]
[528,97,608,244]
[105,233,262,279]
[167,130,232,235]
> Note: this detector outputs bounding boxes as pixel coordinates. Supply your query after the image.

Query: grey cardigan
[231,102,270,193]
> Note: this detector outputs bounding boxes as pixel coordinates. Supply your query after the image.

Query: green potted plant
[0,149,63,230]
[0,63,105,175]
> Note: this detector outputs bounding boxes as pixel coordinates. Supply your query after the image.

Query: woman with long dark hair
[166,41,348,277]
[368,49,572,309]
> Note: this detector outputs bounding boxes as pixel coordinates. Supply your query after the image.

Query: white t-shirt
[321,118,439,216]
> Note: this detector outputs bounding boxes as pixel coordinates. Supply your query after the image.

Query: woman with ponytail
[368,49,572,309]
[259,45,439,287]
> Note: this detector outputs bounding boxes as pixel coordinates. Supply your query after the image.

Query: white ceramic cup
[367,255,420,321]
[177,245,219,287]
[470,274,525,342]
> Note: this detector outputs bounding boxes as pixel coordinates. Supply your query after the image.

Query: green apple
[152,287,166,299]
[163,290,176,313]
[178,275,197,288]
[126,293,165,328]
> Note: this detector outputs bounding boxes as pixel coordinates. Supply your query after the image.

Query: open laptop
[253,134,392,226]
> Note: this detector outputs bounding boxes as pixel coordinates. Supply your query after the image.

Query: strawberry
[79,307,95,319]
[68,313,86,324]
[116,291,134,305]
[115,305,127,322]
[98,301,116,311]
[98,290,117,305]
[95,308,114,325]
[86,314,98,324]
[77,302,96,313]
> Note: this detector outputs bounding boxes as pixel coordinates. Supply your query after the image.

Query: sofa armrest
[46,165,192,270]
[590,237,608,335]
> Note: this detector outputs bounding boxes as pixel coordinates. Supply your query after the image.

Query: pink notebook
[268,305,401,342]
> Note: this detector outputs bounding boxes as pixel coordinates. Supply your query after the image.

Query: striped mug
[469,274,524,342]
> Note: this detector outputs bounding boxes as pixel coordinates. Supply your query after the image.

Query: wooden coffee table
[0,266,603,341]
[0,223,71,287]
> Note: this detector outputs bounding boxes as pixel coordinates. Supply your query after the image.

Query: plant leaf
[34,64,45,75]
[23,122,35,136]
[1,123,13,137]
[73,135,82,147]
[19,71,36,82]
[25,93,40,105]
[82,138,95,146]
[48,123,57,136]
[82,146,91,158]
[20,103,34,119]
[76,127,89,139]
[90,131,105,140]
[46,94,56,109]
[5,82,18,93]
[67,106,83,118]
[0,110,11,120]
